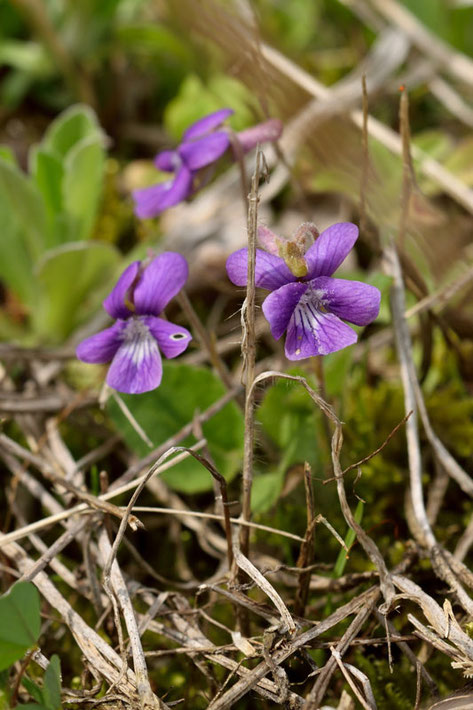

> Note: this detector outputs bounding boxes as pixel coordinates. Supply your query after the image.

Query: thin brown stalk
[184,449,234,572]
[294,462,316,617]
[239,149,265,560]
[388,245,473,616]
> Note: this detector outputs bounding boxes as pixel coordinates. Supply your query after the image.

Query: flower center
[121,317,159,366]
[122,317,150,342]
[171,152,182,171]
[299,287,327,311]
[293,287,329,356]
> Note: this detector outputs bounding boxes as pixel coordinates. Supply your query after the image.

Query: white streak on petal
[106,318,163,394]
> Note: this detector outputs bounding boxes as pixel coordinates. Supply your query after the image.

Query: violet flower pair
[77,110,380,395]
[77,223,380,394]
[132,108,282,219]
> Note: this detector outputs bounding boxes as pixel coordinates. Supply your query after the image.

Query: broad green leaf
[33,241,120,341]
[0,157,47,260]
[251,471,285,513]
[107,363,244,493]
[63,136,105,241]
[0,669,9,709]
[16,705,48,710]
[0,310,28,342]
[257,372,323,469]
[0,582,41,671]
[41,104,104,159]
[43,656,61,710]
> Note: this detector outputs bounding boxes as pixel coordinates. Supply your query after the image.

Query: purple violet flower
[226,222,380,359]
[76,252,192,394]
[132,109,282,219]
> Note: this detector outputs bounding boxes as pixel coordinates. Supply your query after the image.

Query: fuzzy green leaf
[33,241,120,341]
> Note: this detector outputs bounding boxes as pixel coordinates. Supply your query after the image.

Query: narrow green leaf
[30,148,64,226]
[63,136,105,241]
[43,656,61,710]
[251,471,285,513]
[333,501,364,578]
[21,677,44,706]
[0,157,47,260]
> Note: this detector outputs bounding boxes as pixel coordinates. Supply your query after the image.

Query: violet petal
[134,252,189,316]
[262,282,308,340]
[154,150,178,172]
[311,276,381,326]
[179,132,230,170]
[76,321,125,364]
[132,165,193,219]
[106,320,163,394]
[183,108,234,140]
[145,316,192,358]
[103,261,140,319]
[285,303,357,359]
[304,222,359,279]
[226,248,296,291]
